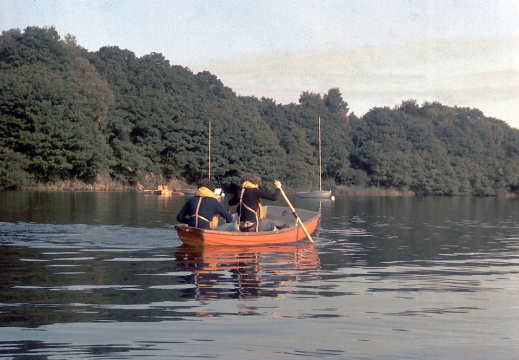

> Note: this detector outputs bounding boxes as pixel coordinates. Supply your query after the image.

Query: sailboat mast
[208,119,211,180]
[318,116,322,191]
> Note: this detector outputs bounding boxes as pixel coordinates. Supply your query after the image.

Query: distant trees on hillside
[0,27,114,187]
[1,26,518,196]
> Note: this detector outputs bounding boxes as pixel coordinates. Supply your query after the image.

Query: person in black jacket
[176,179,233,229]
[228,173,283,232]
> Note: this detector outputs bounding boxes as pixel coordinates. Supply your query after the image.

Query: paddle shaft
[278,187,314,243]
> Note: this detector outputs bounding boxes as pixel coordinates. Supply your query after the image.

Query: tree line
[1,26,518,196]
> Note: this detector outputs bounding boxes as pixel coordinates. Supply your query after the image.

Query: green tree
[0,27,114,186]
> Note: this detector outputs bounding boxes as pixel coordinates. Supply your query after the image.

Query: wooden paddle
[278,186,314,243]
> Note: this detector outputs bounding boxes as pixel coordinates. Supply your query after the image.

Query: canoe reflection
[175,243,320,301]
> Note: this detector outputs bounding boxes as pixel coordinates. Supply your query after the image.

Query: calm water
[1,191,518,359]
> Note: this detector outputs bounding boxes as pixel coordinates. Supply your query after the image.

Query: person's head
[197,178,215,192]
[240,173,262,186]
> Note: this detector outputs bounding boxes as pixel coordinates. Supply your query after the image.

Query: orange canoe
[175,206,320,246]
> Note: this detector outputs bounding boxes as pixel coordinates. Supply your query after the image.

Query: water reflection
[0,230,320,326]
[2,192,519,359]
[174,243,320,301]
[0,191,182,227]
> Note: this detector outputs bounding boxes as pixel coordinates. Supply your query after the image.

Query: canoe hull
[175,206,320,246]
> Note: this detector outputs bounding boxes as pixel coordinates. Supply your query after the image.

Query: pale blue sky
[1,0,518,128]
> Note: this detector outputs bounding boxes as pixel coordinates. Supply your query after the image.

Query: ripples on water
[1,194,519,359]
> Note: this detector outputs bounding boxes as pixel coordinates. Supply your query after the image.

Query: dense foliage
[1,27,518,196]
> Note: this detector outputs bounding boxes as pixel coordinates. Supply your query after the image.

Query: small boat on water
[144,185,183,196]
[179,120,224,198]
[175,205,320,246]
[297,117,332,199]
[297,190,332,199]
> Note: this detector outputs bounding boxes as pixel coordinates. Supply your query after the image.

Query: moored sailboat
[297,117,332,199]
[181,119,224,197]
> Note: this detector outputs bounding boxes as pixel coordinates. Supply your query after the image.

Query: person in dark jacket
[176,179,233,229]
[228,173,283,232]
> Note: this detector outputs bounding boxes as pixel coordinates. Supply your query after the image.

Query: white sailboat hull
[296,190,332,199]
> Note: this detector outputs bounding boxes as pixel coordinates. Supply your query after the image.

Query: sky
[1,0,519,129]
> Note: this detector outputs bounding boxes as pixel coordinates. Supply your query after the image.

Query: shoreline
[16,182,518,198]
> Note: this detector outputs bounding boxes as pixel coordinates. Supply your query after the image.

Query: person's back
[229,187,279,223]
[228,173,282,232]
[176,179,233,229]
